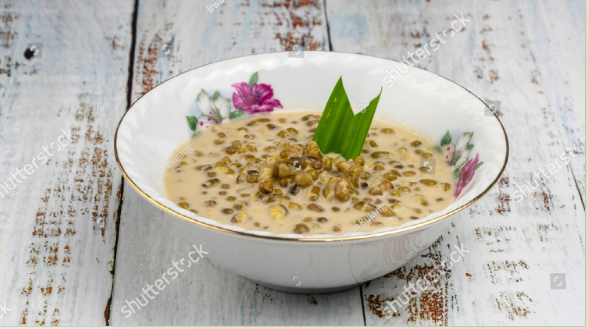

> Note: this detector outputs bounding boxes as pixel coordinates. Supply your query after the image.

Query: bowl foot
[248,279,362,294]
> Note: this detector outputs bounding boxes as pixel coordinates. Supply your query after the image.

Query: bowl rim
[114,50,509,243]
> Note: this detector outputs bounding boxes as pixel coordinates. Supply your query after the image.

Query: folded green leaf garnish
[311,77,354,157]
[312,77,382,160]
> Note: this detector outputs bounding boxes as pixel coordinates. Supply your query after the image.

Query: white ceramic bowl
[115,51,508,293]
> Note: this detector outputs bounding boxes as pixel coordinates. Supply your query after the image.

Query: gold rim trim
[114,51,509,243]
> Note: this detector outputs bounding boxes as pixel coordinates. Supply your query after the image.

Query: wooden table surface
[0,0,585,326]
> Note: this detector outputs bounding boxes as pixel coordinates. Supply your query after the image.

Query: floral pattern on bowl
[114,51,508,293]
[185,72,282,137]
[184,71,483,198]
[434,130,484,197]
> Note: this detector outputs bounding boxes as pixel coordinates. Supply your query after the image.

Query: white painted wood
[517,0,586,205]
[0,0,134,325]
[2,0,583,325]
[111,202,364,325]
[110,0,365,325]
[326,0,585,325]
[129,0,329,102]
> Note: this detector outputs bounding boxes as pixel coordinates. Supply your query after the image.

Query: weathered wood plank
[130,0,329,102]
[516,0,585,205]
[0,0,134,325]
[326,0,585,325]
[110,0,365,325]
[111,205,364,325]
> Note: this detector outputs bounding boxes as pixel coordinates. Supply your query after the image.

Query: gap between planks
[105,0,140,325]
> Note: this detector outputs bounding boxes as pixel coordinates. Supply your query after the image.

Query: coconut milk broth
[163,111,455,235]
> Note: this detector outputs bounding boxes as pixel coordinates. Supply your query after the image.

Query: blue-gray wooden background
[0,0,585,325]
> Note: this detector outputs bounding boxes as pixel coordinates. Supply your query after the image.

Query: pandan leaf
[312,77,354,155]
[186,116,198,131]
[248,72,259,88]
[340,88,382,160]
[441,130,452,146]
[312,77,354,157]
[211,91,221,100]
[229,109,247,120]
[475,161,484,169]
[453,167,462,180]
[312,77,382,160]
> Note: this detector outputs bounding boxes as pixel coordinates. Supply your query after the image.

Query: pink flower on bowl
[231,81,282,115]
[454,153,479,197]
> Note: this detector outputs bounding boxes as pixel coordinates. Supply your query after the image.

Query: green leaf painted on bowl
[453,167,461,180]
[229,109,247,120]
[211,91,221,100]
[248,72,259,88]
[440,130,452,146]
[186,116,198,131]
